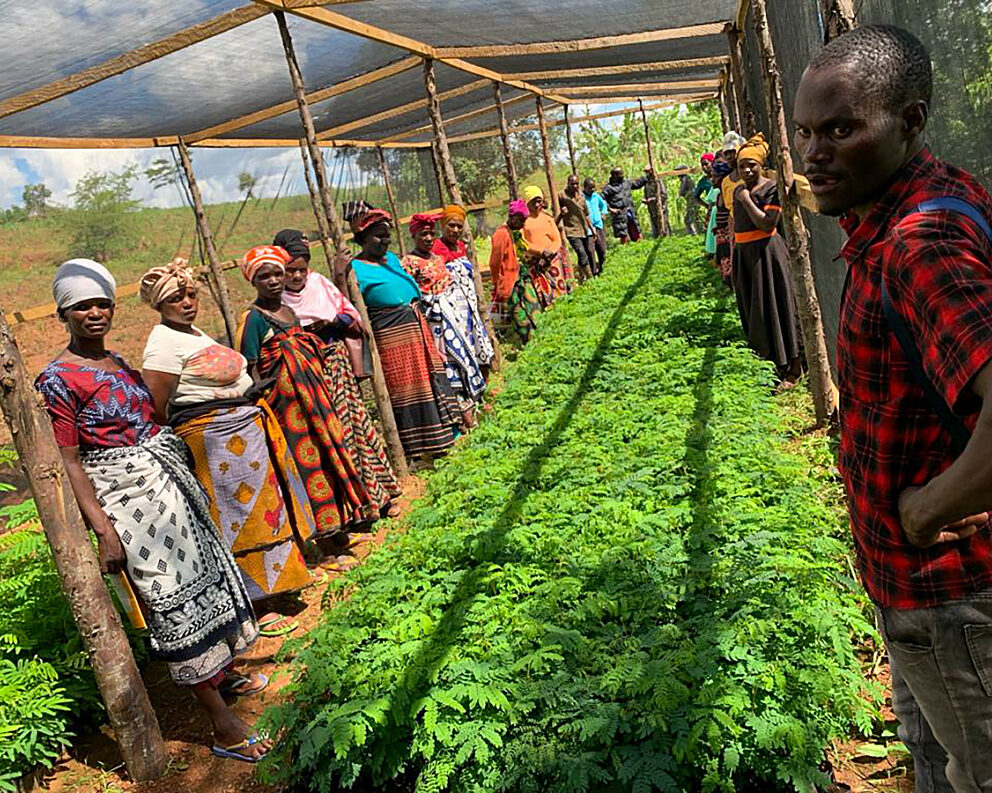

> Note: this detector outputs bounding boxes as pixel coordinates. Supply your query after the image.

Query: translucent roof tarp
[0,0,734,148]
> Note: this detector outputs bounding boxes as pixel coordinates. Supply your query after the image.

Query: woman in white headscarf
[35,259,270,764]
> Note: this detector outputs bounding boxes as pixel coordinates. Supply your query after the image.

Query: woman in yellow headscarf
[519,185,572,307]
[731,133,803,388]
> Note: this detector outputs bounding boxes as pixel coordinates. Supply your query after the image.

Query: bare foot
[213,714,273,760]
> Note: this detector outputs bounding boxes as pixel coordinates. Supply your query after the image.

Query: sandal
[318,555,360,573]
[305,569,329,588]
[258,615,299,637]
[219,672,269,698]
[211,734,268,764]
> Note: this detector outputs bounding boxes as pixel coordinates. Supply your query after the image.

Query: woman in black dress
[731,133,803,387]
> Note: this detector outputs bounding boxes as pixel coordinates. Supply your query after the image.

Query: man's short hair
[808,24,933,113]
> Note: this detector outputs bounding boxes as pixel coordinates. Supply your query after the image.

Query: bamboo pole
[819,0,856,41]
[726,27,756,136]
[377,145,405,256]
[493,81,519,199]
[0,318,167,781]
[424,57,502,371]
[176,139,237,345]
[276,10,408,477]
[535,96,560,218]
[639,99,671,237]
[725,64,742,132]
[752,0,836,425]
[717,83,730,134]
[564,104,578,175]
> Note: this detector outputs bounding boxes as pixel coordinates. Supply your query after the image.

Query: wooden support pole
[493,81,519,200]
[819,0,856,41]
[564,104,578,175]
[276,10,408,477]
[726,27,755,136]
[0,319,168,782]
[752,0,836,426]
[639,99,671,237]
[717,83,731,134]
[429,142,447,205]
[176,139,237,345]
[725,65,742,132]
[377,145,405,256]
[535,96,560,218]
[424,57,502,372]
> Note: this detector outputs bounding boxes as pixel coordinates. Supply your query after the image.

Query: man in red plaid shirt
[795,26,992,793]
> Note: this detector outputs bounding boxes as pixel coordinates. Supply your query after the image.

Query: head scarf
[721,131,746,152]
[523,185,544,204]
[409,213,439,237]
[341,199,374,224]
[700,153,716,165]
[241,245,290,283]
[350,208,393,237]
[140,257,196,309]
[440,204,466,228]
[272,229,310,261]
[52,259,116,311]
[508,199,528,218]
[737,132,770,166]
[711,160,733,178]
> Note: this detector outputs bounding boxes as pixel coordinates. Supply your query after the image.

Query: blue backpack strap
[881,196,992,456]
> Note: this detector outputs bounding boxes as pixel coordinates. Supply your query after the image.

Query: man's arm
[899,361,992,546]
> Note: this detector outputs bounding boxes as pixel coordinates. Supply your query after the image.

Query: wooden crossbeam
[503,56,729,82]
[442,94,714,144]
[314,78,488,140]
[185,56,420,142]
[251,0,570,104]
[552,92,718,105]
[557,79,722,96]
[0,5,269,120]
[434,22,727,58]
[387,92,532,142]
[0,134,430,149]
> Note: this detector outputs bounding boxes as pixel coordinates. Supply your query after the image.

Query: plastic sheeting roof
[0,0,736,149]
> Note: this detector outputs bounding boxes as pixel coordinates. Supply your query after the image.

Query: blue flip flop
[219,672,268,698]
[211,734,267,763]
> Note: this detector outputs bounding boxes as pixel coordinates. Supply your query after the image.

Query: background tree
[238,172,258,200]
[65,167,141,262]
[22,184,52,218]
[144,156,192,208]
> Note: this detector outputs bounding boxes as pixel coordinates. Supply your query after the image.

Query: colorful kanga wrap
[366,301,459,457]
[402,252,492,408]
[320,339,401,509]
[236,309,375,534]
[507,228,544,342]
[173,401,317,601]
[82,430,259,684]
[241,245,289,283]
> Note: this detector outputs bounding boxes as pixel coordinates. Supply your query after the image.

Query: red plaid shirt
[837,148,992,608]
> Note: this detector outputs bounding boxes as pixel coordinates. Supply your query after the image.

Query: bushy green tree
[65,166,141,262]
[21,184,51,218]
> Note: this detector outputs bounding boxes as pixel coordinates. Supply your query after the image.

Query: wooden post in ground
[535,96,560,218]
[299,140,340,281]
[717,78,731,134]
[564,104,578,175]
[752,0,836,426]
[276,10,408,477]
[725,65,742,132]
[176,139,237,345]
[726,26,755,136]
[429,142,447,205]
[639,99,671,236]
[0,319,167,782]
[819,0,856,41]
[493,81,519,200]
[377,145,405,256]
[424,57,502,372]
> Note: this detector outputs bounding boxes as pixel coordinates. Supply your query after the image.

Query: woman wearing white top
[140,259,318,638]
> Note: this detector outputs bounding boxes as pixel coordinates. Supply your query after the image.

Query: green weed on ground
[260,238,877,792]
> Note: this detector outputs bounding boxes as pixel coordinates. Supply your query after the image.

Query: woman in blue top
[345,207,459,459]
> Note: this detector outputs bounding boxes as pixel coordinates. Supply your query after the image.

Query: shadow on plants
[385,241,665,735]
